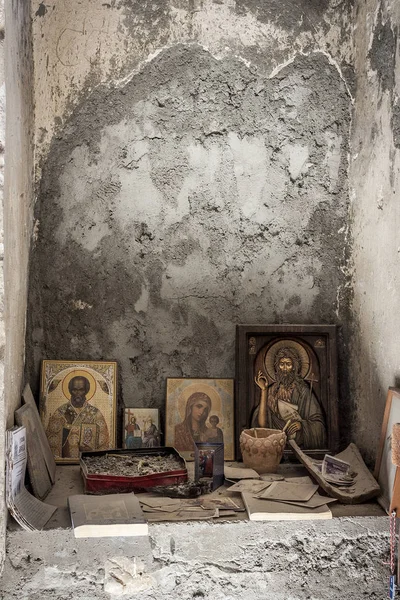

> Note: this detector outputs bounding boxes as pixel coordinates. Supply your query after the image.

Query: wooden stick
[282,419,292,433]
[253,428,258,438]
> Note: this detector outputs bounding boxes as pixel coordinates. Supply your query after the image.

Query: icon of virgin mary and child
[174,392,223,452]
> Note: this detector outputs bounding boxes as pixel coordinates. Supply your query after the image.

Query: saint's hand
[285,421,302,437]
[254,370,268,391]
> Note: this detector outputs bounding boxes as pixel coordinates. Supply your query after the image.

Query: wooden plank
[15,403,53,500]
[390,468,400,514]
[22,383,56,483]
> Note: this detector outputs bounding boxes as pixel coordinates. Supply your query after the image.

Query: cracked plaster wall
[0,518,390,599]
[32,0,354,165]
[350,0,400,463]
[1,0,32,577]
[1,1,396,596]
[26,1,355,442]
[4,1,34,421]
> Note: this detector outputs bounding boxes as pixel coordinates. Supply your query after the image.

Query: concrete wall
[0,0,4,575]
[32,0,354,164]
[0,0,397,596]
[350,0,400,463]
[4,0,34,423]
[0,518,390,599]
[27,1,355,444]
[1,0,33,574]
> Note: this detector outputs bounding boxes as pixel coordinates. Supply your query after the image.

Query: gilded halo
[61,369,97,402]
[264,339,311,381]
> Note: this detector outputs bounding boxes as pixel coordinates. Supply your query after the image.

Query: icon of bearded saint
[251,346,327,449]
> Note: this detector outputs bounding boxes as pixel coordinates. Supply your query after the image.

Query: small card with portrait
[194,442,224,491]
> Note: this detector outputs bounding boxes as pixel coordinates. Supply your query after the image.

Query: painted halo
[264,339,311,381]
[61,369,97,402]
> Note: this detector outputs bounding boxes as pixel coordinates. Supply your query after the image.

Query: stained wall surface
[350,0,400,463]
[27,1,355,442]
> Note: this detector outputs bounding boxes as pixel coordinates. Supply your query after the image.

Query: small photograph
[198,447,215,478]
[195,443,225,491]
[165,378,234,460]
[40,360,117,464]
[123,408,160,449]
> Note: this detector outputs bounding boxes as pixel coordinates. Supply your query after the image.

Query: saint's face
[191,400,209,422]
[278,357,293,374]
[70,378,87,406]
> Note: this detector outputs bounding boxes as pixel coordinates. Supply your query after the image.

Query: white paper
[6,426,56,531]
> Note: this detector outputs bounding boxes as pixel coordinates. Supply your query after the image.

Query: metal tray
[80,446,188,494]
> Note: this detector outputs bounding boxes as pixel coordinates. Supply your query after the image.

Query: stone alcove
[26,45,352,443]
[1,0,399,597]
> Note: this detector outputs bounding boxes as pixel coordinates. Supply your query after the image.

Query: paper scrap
[257,481,318,502]
[224,466,260,480]
[6,426,56,531]
[145,508,218,522]
[283,476,314,485]
[138,496,181,509]
[217,510,238,518]
[268,494,338,509]
[141,504,182,513]
[200,498,244,511]
[227,479,272,494]
[260,474,285,482]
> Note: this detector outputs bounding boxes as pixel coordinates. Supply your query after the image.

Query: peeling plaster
[32,0,354,163]
[27,45,352,417]
[350,0,400,462]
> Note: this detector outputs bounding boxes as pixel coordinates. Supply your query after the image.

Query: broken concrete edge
[1,517,390,598]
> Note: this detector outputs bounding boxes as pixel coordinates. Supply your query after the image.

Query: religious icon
[251,341,326,449]
[123,408,160,449]
[195,443,225,490]
[374,388,400,513]
[40,360,117,463]
[165,378,234,460]
[236,325,339,459]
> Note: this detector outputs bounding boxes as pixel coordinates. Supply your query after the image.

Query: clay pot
[239,428,287,474]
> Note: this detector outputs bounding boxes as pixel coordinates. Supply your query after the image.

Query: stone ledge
[1,517,390,599]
